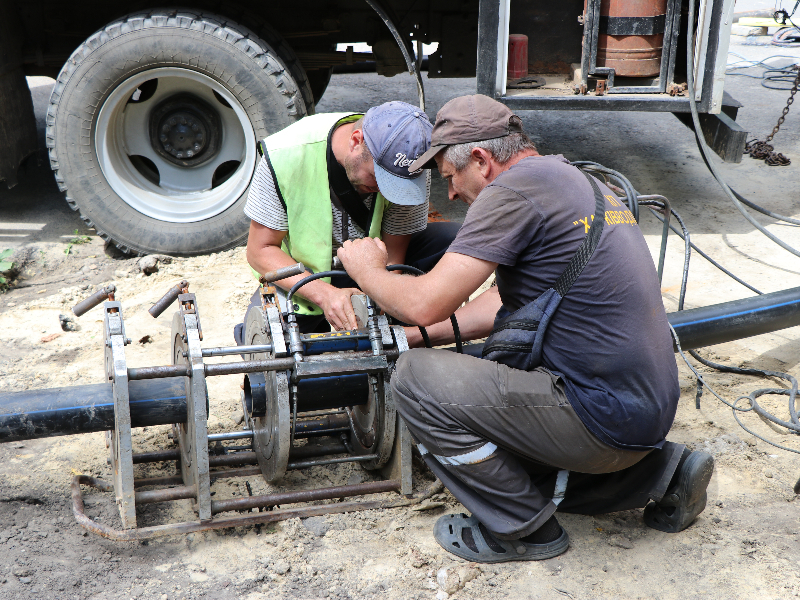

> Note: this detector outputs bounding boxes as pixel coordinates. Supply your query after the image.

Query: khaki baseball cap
[408,94,524,172]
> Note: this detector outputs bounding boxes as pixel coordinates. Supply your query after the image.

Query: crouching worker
[235,101,460,340]
[337,94,713,563]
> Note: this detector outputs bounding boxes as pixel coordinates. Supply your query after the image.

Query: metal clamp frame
[103,301,136,529]
[66,270,422,539]
[171,294,212,520]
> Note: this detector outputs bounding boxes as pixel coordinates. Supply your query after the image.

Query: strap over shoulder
[481,171,607,371]
[552,172,607,297]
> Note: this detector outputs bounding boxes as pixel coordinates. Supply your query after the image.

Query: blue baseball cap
[362,101,432,206]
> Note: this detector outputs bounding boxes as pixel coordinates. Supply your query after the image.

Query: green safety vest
[256,113,389,315]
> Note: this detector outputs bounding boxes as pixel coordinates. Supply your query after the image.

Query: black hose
[418,327,433,348]
[640,200,692,311]
[386,264,424,276]
[286,270,349,311]
[676,0,800,470]
[657,214,763,296]
[572,161,640,222]
[449,315,463,354]
[685,0,800,258]
[386,264,433,347]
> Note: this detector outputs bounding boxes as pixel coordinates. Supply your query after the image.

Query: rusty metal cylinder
[72,285,115,317]
[148,280,188,318]
[507,34,529,80]
[597,0,667,77]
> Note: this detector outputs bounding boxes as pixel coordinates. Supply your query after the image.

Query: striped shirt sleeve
[244,157,288,231]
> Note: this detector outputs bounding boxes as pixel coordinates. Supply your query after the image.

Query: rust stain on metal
[72,475,443,540]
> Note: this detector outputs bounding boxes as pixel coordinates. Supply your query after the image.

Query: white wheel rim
[95,67,256,223]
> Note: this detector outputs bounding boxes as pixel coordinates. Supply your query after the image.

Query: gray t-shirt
[448,155,679,450]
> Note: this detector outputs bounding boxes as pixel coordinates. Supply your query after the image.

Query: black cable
[674,0,800,466]
[725,53,800,91]
[418,327,433,348]
[387,264,432,347]
[449,314,463,353]
[386,264,424,275]
[286,270,349,312]
[686,8,800,254]
[640,200,764,296]
[572,161,640,222]
[640,201,692,309]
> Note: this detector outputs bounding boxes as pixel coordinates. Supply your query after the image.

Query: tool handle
[149,280,188,318]
[331,256,343,270]
[259,262,306,285]
[72,285,116,317]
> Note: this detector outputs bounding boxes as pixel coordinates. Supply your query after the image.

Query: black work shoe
[643,450,714,533]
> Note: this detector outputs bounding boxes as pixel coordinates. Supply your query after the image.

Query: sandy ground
[1,33,800,600]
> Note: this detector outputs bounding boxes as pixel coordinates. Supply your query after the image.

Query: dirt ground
[2,36,800,600]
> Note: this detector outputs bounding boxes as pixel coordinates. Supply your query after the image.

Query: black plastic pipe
[3,288,799,444]
[0,378,187,443]
[297,374,369,412]
[668,286,800,351]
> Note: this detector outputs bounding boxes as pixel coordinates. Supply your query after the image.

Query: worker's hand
[337,237,389,281]
[318,286,361,331]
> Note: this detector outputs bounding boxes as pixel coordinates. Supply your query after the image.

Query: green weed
[64,230,92,255]
[0,249,14,289]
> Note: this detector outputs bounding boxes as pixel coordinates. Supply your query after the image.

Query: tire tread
[48,8,310,256]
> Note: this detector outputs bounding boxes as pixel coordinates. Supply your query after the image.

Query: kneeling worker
[338,95,714,563]
[238,101,459,338]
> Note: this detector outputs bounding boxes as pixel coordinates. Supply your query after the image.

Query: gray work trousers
[391,348,684,540]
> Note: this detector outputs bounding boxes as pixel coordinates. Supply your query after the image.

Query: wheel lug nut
[193,143,201,151]
[169,118,177,126]
[176,152,184,158]
[160,135,167,143]
[187,150,194,157]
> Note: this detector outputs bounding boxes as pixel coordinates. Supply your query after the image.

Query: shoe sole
[644,450,714,533]
[433,514,570,563]
[681,451,714,507]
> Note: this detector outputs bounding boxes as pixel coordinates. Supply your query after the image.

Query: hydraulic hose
[685,0,800,258]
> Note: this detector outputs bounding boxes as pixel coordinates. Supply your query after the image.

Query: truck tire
[47,10,310,256]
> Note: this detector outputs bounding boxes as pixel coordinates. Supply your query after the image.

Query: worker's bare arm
[404,286,501,348]
[246,221,359,330]
[337,237,497,326]
[381,232,412,267]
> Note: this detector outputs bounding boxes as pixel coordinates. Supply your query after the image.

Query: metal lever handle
[259,262,306,286]
[331,256,343,270]
[72,285,116,317]
[149,280,189,318]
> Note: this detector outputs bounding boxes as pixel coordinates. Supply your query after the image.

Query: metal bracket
[266,306,287,357]
[294,356,389,379]
[183,312,211,520]
[379,417,413,495]
[171,305,211,521]
[178,293,203,341]
[104,302,136,529]
[379,325,412,493]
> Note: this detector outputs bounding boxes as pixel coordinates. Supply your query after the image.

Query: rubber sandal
[433,513,569,563]
[644,450,714,533]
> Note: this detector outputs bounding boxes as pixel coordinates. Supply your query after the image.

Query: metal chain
[745,66,800,166]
